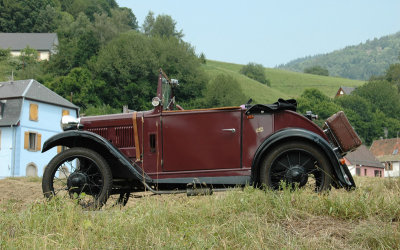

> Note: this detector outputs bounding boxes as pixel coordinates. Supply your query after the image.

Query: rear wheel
[42,147,113,209]
[260,141,333,192]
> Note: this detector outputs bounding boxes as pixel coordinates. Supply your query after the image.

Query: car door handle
[222,128,236,133]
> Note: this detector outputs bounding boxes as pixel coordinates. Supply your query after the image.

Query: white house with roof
[0,33,58,61]
[370,138,400,177]
[0,79,78,178]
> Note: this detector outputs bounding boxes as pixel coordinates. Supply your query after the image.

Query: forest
[279,32,400,80]
[1,0,400,145]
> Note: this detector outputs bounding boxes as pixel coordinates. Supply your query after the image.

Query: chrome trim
[61,115,81,131]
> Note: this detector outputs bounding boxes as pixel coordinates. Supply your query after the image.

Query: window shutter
[29,104,38,121]
[24,132,29,149]
[62,110,70,116]
[36,133,42,151]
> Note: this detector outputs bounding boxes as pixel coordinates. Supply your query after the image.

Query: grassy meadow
[1,177,399,249]
[203,60,365,104]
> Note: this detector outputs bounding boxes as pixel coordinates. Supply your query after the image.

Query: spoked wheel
[260,141,333,192]
[42,147,112,209]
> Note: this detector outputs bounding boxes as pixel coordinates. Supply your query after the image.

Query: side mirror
[152,97,161,107]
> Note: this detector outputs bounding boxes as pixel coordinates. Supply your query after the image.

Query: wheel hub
[285,166,308,187]
[67,172,88,193]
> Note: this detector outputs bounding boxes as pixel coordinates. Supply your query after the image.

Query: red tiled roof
[370,138,400,160]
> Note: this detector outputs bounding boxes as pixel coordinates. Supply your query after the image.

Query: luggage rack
[323,123,345,155]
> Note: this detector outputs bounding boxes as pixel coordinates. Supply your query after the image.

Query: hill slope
[203,60,364,104]
[278,32,400,80]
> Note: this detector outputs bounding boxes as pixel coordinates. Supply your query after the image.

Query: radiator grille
[115,126,134,148]
[87,128,108,138]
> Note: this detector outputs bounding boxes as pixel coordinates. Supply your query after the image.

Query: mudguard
[42,130,152,183]
[251,128,355,189]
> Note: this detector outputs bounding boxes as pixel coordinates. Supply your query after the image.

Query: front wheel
[259,141,333,192]
[42,147,113,208]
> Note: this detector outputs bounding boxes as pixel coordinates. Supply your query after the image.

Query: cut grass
[0,177,399,249]
[203,60,365,103]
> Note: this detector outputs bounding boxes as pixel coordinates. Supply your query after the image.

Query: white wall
[0,127,13,178]
[385,162,400,177]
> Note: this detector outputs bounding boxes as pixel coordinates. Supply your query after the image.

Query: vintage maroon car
[42,69,360,208]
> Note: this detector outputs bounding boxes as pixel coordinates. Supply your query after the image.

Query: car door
[161,109,242,172]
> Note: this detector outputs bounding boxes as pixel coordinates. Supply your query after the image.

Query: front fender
[42,130,152,183]
[251,128,355,189]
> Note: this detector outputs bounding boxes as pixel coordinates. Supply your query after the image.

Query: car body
[41,69,359,207]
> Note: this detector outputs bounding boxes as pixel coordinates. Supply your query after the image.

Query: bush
[240,62,270,86]
[303,65,329,76]
[204,74,247,107]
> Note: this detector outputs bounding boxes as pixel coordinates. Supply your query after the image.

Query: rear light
[247,115,254,119]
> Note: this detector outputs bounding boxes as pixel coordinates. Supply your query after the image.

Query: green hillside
[203,60,364,104]
[279,32,400,80]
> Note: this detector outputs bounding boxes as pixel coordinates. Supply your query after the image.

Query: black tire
[259,141,333,192]
[42,147,113,208]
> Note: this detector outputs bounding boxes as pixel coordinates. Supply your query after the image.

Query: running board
[142,181,236,196]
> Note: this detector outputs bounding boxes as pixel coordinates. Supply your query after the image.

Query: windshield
[161,75,172,110]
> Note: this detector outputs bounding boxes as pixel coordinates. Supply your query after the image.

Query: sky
[116,0,400,67]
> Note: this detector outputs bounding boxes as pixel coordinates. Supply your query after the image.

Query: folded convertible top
[245,98,297,115]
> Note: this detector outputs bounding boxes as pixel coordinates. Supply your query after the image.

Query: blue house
[0,79,78,178]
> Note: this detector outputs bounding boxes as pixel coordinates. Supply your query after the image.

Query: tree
[303,66,329,76]
[90,32,206,110]
[297,88,341,127]
[142,11,183,39]
[142,11,155,35]
[0,48,10,61]
[199,53,206,64]
[353,80,400,119]
[334,95,377,144]
[385,63,400,91]
[240,62,270,86]
[0,0,59,32]
[46,67,106,108]
[204,74,247,107]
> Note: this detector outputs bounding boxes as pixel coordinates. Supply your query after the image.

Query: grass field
[1,177,399,249]
[203,60,365,104]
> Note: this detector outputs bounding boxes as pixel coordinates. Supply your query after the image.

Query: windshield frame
[158,69,175,111]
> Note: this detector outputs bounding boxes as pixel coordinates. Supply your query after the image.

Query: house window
[374,170,382,177]
[62,109,70,116]
[24,131,41,151]
[385,162,393,171]
[356,168,360,176]
[364,169,367,176]
[29,103,38,121]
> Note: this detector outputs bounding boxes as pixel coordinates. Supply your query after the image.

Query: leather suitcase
[324,111,362,153]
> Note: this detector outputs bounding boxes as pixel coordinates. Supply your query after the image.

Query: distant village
[0,33,399,179]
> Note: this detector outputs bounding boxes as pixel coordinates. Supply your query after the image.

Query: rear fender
[42,130,152,183]
[251,128,355,189]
